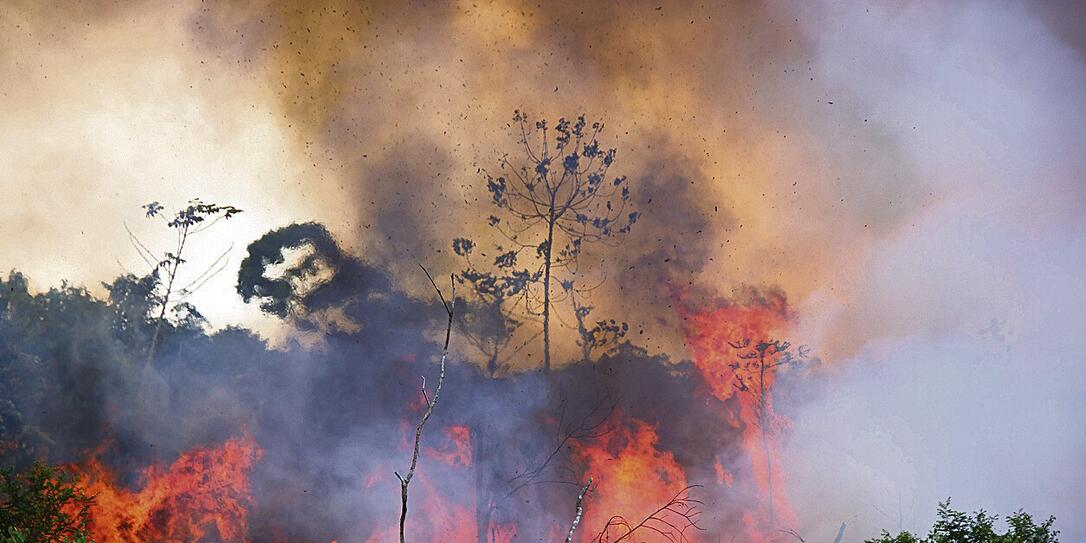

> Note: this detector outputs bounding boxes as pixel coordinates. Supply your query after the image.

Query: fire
[361,472,475,543]
[76,434,263,543]
[45,291,805,543]
[423,425,473,467]
[572,415,695,543]
[675,288,792,404]
[364,423,513,543]
[675,288,798,541]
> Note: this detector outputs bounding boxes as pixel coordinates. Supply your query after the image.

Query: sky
[1,0,1083,540]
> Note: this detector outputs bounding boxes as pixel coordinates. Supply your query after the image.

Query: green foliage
[0,462,95,543]
[2,527,92,543]
[867,500,1059,543]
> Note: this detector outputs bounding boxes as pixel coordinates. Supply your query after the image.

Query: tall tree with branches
[455,111,638,372]
[727,339,813,531]
[135,199,241,368]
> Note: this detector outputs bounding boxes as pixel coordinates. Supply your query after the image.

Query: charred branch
[394,265,455,543]
[590,484,705,543]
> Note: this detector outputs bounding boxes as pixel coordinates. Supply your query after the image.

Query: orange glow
[572,415,696,543]
[363,424,517,543]
[76,434,263,543]
[676,288,798,540]
[423,424,473,467]
[714,460,734,487]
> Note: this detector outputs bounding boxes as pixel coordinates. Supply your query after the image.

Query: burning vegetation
[0,111,1062,543]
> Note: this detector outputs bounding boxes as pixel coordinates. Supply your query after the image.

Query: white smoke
[782,1,1086,540]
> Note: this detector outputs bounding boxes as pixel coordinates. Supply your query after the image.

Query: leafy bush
[867,500,1058,543]
[0,462,95,543]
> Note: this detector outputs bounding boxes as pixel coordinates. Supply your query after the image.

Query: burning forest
[0,223,819,541]
[1,1,1083,542]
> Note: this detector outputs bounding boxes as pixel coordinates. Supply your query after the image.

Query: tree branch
[396,266,456,543]
[564,478,593,543]
[591,485,704,543]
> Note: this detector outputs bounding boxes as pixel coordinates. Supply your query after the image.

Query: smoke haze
[1,0,1083,540]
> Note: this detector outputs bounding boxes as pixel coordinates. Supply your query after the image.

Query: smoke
[2,0,830,350]
[778,1,1086,540]
[1,0,1084,540]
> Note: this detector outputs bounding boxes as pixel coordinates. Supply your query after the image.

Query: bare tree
[506,396,615,496]
[455,111,639,372]
[395,266,455,543]
[727,339,814,530]
[136,199,241,368]
[590,485,705,543]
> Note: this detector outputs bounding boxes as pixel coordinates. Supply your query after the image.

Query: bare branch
[591,485,705,543]
[564,478,593,543]
[176,244,233,296]
[397,266,456,543]
[506,397,615,496]
[777,528,806,542]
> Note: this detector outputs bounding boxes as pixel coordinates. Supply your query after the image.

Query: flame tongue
[675,288,798,541]
[77,434,263,543]
[572,414,693,543]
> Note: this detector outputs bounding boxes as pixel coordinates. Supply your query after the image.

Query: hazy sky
[1,0,1083,539]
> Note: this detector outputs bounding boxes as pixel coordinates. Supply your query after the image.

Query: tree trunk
[144,262,176,370]
[144,224,188,371]
[758,350,775,529]
[542,212,556,373]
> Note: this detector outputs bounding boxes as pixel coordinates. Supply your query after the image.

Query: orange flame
[675,288,798,541]
[423,425,473,467]
[573,415,696,543]
[76,434,263,543]
[365,423,515,543]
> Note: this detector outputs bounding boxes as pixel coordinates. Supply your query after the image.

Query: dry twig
[590,485,705,543]
[394,265,455,543]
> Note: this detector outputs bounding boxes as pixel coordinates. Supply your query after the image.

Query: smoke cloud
[1,0,1083,540]
[778,1,1086,540]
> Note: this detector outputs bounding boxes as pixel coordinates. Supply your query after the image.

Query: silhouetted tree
[451,236,530,377]
[569,288,628,363]
[455,111,638,372]
[728,338,813,530]
[236,222,413,337]
[137,199,241,367]
[0,273,138,462]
